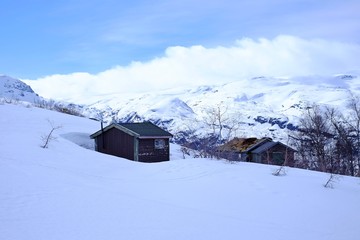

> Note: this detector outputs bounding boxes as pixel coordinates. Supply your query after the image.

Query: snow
[0,75,41,103]
[1,103,360,240]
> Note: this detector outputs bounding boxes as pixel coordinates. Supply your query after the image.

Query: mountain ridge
[0,75,41,103]
[80,74,359,142]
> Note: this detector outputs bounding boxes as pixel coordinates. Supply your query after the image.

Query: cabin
[218,137,296,166]
[90,122,173,163]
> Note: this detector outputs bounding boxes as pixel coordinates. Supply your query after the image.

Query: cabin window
[272,152,285,165]
[154,139,165,149]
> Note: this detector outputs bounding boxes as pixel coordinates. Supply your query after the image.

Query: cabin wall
[258,144,295,167]
[218,151,241,161]
[95,128,135,160]
[138,138,170,162]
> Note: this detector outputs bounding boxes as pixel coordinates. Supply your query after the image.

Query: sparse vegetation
[289,93,360,179]
[41,120,62,149]
[180,146,191,159]
[272,165,287,176]
[34,99,84,117]
[324,173,341,188]
[179,102,242,160]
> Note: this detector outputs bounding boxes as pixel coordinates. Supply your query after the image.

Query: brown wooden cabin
[90,122,173,163]
[218,137,296,166]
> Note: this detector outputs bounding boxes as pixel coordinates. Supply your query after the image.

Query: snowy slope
[0,75,41,103]
[1,103,359,240]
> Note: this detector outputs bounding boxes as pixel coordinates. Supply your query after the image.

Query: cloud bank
[26,35,360,104]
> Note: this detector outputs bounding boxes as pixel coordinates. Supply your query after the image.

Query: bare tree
[325,107,356,176]
[324,95,360,177]
[203,103,243,139]
[202,103,230,140]
[272,165,287,176]
[200,102,242,159]
[41,120,62,148]
[324,173,341,188]
[347,94,360,176]
[180,146,191,159]
[292,104,333,172]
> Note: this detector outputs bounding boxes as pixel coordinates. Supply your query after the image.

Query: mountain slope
[0,103,359,240]
[81,74,360,141]
[0,75,41,103]
[7,73,360,142]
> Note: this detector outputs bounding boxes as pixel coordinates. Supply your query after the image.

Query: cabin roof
[118,122,173,137]
[251,141,278,154]
[218,137,272,152]
[218,137,296,154]
[251,141,297,154]
[90,122,172,139]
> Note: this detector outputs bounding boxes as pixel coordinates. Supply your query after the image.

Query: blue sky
[1,0,359,79]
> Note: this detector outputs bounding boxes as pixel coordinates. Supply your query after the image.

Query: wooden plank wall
[96,128,135,160]
[138,139,170,162]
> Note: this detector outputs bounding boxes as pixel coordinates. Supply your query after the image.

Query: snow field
[1,103,360,240]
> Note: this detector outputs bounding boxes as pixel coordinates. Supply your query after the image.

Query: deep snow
[1,103,359,240]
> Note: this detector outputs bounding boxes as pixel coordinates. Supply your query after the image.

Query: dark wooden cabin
[218,137,296,166]
[90,122,173,163]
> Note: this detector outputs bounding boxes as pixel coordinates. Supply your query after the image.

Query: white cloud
[25,35,360,104]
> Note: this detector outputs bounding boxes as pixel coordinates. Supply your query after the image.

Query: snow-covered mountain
[1,103,359,240]
[6,74,360,143]
[81,74,360,142]
[0,75,41,103]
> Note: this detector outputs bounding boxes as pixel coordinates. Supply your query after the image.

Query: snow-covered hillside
[1,103,359,240]
[0,75,41,103]
[78,74,360,142]
[5,72,357,142]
